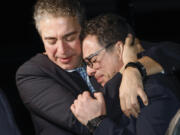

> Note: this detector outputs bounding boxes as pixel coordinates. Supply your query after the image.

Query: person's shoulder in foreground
[0,89,21,135]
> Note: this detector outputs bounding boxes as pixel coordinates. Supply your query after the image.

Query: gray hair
[33,0,85,33]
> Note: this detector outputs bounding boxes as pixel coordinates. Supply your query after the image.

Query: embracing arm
[119,35,163,118]
[71,91,136,135]
[16,62,90,135]
[119,35,180,118]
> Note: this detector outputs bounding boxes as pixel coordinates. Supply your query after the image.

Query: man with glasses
[71,14,180,135]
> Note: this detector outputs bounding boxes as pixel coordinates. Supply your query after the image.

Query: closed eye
[44,37,57,45]
[65,35,77,42]
[47,39,56,45]
[63,31,79,42]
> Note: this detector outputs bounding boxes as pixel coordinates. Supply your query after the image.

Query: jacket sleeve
[141,42,180,74]
[16,62,90,135]
[94,117,135,135]
[94,74,180,135]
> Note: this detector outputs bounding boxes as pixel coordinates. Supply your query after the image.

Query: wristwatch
[125,62,147,80]
[86,115,106,133]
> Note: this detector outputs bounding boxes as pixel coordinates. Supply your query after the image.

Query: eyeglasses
[84,42,115,68]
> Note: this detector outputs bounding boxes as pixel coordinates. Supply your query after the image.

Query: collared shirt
[67,66,96,93]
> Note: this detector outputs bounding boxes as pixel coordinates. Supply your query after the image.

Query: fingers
[121,104,139,118]
[120,96,130,118]
[131,94,140,112]
[70,103,75,114]
[94,92,106,115]
[138,89,148,106]
[122,34,138,64]
[82,91,91,98]
[125,96,137,118]
[120,96,129,117]
[77,94,82,100]
[93,92,104,103]
[120,94,140,118]
[130,95,140,118]
[121,88,148,118]
[125,34,133,46]
[71,100,78,116]
[77,91,91,101]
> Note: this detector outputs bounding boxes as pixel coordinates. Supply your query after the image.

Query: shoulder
[144,74,180,101]
[16,53,61,76]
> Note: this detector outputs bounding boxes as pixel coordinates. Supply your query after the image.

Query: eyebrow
[44,37,56,40]
[84,48,104,60]
[44,31,79,40]
[84,42,115,60]
[63,31,79,39]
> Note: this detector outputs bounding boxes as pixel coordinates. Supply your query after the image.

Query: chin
[56,60,78,69]
[56,64,72,70]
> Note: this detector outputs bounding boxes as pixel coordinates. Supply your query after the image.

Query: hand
[120,67,148,118]
[70,91,106,125]
[122,34,139,66]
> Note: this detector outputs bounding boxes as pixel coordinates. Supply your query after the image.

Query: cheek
[72,40,82,54]
[105,58,118,77]
[44,45,57,56]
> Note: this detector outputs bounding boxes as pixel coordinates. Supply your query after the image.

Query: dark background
[0,0,180,135]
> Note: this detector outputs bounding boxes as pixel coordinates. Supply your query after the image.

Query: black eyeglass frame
[84,42,116,68]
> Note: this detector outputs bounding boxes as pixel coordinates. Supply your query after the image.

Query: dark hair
[82,13,135,48]
[34,0,85,32]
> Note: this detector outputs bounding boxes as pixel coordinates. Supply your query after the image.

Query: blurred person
[0,88,21,135]
[166,109,180,135]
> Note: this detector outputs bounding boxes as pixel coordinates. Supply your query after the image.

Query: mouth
[58,56,72,64]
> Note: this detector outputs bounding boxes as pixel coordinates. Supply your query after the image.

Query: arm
[16,62,90,135]
[119,33,180,117]
[120,57,163,117]
[119,35,160,118]
[71,91,135,135]
[119,34,180,118]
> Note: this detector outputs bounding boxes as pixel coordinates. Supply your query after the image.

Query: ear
[115,41,124,56]
[114,41,124,73]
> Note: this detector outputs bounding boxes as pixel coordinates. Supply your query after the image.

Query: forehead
[39,15,81,37]
[82,35,103,58]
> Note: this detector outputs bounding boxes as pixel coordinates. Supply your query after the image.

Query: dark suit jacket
[93,73,180,135]
[16,54,91,135]
[0,89,21,135]
[16,41,180,135]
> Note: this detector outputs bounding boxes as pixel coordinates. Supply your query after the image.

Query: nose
[87,66,96,76]
[57,40,68,55]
